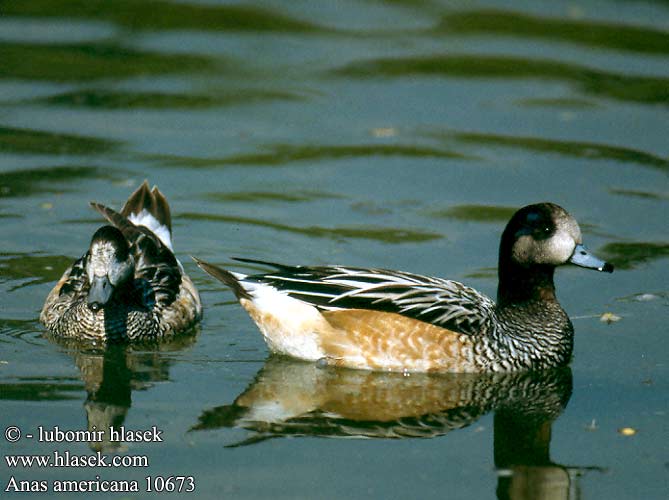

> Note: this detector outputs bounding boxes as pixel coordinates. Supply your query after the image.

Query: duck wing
[236,258,495,337]
[54,254,88,297]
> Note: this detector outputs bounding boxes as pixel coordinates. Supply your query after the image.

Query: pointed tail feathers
[121,180,172,233]
[193,257,251,300]
[91,181,173,250]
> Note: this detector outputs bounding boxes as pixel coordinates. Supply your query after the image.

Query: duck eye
[530,224,552,239]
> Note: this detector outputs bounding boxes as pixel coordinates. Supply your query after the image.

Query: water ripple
[0,380,84,401]
[0,254,74,290]
[427,204,516,222]
[600,241,669,269]
[428,130,669,173]
[436,10,669,55]
[0,42,214,82]
[0,165,119,197]
[0,126,118,155]
[335,54,669,105]
[4,0,329,33]
[205,190,343,204]
[179,212,442,243]
[149,143,467,168]
[27,88,306,110]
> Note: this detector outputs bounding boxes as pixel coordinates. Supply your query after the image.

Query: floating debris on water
[371,127,397,138]
[585,419,598,431]
[600,312,622,324]
[618,427,637,436]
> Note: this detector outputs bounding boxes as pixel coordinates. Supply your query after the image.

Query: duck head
[498,203,613,304]
[85,226,135,312]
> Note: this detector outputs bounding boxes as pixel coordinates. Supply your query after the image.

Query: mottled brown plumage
[41,181,202,341]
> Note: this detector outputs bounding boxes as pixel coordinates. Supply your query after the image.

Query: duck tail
[120,180,173,249]
[192,257,251,300]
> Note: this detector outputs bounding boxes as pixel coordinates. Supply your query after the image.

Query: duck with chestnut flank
[41,181,202,341]
[195,203,612,373]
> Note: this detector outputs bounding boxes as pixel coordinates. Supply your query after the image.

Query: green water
[1,1,667,498]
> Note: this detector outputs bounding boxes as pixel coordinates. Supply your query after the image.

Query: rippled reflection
[46,335,197,451]
[193,358,600,497]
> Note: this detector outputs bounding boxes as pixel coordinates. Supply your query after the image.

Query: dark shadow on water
[609,188,669,201]
[436,10,669,56]
[515,97,600,109]
[0,127,118,155]
[204,190,343,204]
[3,0,329,33]
[27,88,306,110]
[0,254,76,291]
[146,143,468,168]
[43,334,198,451]
[334,54,669,105]
[427,204,517,222]
[428,129,669,173]
[0,379,83,401]
[192,358,602,497]
[599,241,669,269]
[179,212,442,244]
[0,166,121,198]
[0,42,215,82]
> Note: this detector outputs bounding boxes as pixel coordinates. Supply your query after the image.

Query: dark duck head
[497,203,613,306]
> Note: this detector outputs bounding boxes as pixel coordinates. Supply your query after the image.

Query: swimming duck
[41,181,202,341]
[195,203,613,373]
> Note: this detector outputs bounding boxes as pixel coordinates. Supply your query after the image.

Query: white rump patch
[128,209,172,250]
[241,281,325,360]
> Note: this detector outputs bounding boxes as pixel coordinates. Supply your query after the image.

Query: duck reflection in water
[50,335,197,451]
[193,357,602,499]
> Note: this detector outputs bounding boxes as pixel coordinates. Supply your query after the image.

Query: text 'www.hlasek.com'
[3,425,195,493]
